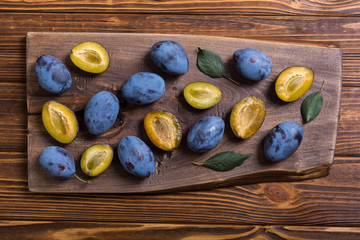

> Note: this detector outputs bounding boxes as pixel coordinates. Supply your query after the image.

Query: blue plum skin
[121,72,165,105]
[117,136,155,178]
[39,146,75,179]
[84,91,120,135]
[150,40,189,75]
[35,55,72,93]
[233,48,272,81]
[264,121,304,162]
[187,116,225,153]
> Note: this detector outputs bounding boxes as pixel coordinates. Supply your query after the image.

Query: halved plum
[230,96,266,139]
[42,101,78,144]
[81,144,113,177]
[144,110,182,151]
[70,41,109,73]
[183,82,222,109]
[275,66,314,102]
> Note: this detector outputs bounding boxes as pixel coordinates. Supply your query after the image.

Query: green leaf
[192,151,251,171]
[197,48,240,86]
[301,81,325,123]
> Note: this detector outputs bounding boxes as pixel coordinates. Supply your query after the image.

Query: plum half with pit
[81,144,114,177]
[275,66,314,102]
[42,101,78,144]
[70,41,110,74]
[183,82,222,109]
[230,96,266,139]
[144,110,182,151]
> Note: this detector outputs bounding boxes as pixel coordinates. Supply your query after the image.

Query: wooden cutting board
[27,32,342,193]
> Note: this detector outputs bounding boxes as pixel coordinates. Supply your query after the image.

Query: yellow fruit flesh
[286,74,304,95]
[48,106,69,135]
[191,89,215,99]
[153,117,175,150]
[230,96,266,139]
[238,104,261,137]
[81,144,113,177]
[86,151,107,172]
[275,66,314,102]
[184,82,221,109]
[76,49,103,65]
[42,101,78,144]
[70,41,109,74]
[144,111,182,151]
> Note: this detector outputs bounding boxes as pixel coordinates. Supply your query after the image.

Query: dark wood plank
[336,87,360,156]
[26,32,341,193]
[0,9,359,229]
[3,85,360,156]
[0,82,27,152]
[2,221,360,240]
[1,0,360,15]
[1,14,360,43]
[1,13,360,87]
[1,153,360,226]
[1,14,360,156]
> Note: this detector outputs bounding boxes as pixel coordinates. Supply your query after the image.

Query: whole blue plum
[264,121,304,162]
[35,55,72,93]
[187,116,225,153]
[117,136,156,178]
[121,72,165,105]
[150,40,189,75]
[84,91,120,135]
[39,146,75,179]
[233,48,272,81]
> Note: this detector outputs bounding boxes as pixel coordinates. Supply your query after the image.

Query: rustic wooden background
[27,32,341,194]
[2,0,360,239]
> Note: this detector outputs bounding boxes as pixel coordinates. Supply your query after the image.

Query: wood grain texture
[1,154,360,225]
[4,84,360,156]
[336,87,360,156]
[26,32,341,193]
[0,82,27,152]
[1,0,360,15]
[2,13,360,87]
[2,14,360,155]
[2,221,360,240]
[1,0,360,234]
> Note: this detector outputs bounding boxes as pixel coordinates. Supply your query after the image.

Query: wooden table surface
[2,1,360,239]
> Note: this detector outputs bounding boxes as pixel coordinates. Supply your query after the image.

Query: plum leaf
[193,151,251,171]
[301,81,325,123]
[197,48,240,86]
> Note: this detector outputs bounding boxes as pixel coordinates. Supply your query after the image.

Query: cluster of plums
[36,39,314,182]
